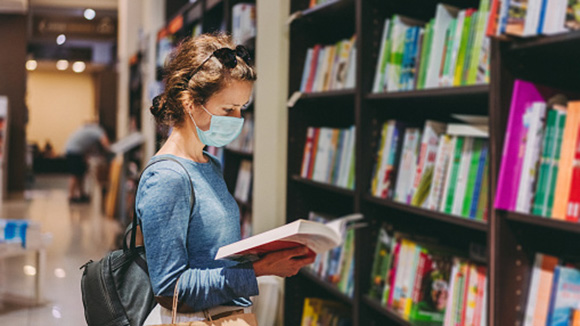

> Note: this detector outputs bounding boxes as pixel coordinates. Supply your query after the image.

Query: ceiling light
[56,34,66,45]
[84,8,96,20]
[24,265,37,276]
[54,268,66,278]
[26,60,37,71]
[56,60,69,71]
[72,61,86,73]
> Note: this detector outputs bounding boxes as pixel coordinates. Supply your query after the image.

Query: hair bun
[150,95,166,121]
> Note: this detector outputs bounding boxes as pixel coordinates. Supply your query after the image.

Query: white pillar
[253,0,290,234]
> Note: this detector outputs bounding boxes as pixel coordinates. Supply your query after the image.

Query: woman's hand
[252,246,316,278]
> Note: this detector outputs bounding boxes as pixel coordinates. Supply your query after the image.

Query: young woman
[139,33,314,324]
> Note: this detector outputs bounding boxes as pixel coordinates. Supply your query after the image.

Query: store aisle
[0,174,122,326]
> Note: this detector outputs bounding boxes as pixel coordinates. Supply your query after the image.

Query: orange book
[552,101,580,219]
[532,254,559,326]
[573,309,580,326]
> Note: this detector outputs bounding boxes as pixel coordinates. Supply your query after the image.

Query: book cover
[453,9,476,86]
[526,253,559,326]
[404,243,422,317]
[373,19,392,93]
[344,37,357,89]
[462,139,484,217]
[414,28,426,90]
[516,102,547,213]
[418,20,434,89]
[307,128,321,179]
[330,129,346,185]
[215,217,363,261]
[452,137,474,216]
[425,4,460,89]
[393,239,413,311]
[553,101,580,219]
[495,79,557,211]
[337,228,355,294]
[546,111,568,216]
[301,127,316,178]
[427,135,454,211]
[464,264,479,325]
[300,48,314,92]
[505,0,529,36]
[468,1,491,84]
[460,11,479,86]
[395,128,421,203]
[444,259,460,326]
[411,121,447,208]
[346,127,357,189]
[305,45,322,93]
[374,121,393,196]
[381,122,405,199]
[337,126,354,188]
[385,238,402,306]
[312,127,334,182]
[565,123,580,222]
[325,128,340,183]
[499,0,514,34]
[470,143,490,219]
[333,37,354,90]
[487,0,502,36]
[547,266,580,326]
[444,137,464,214]
[546,266,562,325]
[473,266,487,326]
[369,224,393,299]
[320,45,337,92]
[443,10,466,88]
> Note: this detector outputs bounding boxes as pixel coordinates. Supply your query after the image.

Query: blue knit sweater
[136,153,258,311]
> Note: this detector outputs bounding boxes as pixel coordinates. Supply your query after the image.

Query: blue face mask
[188,105,244,147]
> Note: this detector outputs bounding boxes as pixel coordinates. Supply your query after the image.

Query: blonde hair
[150,32,256,127]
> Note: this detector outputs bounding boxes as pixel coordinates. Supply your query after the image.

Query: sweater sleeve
[137,167,259,311]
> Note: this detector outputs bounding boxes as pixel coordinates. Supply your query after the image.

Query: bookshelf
[156,0,257,236]
[285,1,580,325]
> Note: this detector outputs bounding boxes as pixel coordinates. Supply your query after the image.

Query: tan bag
[153,278,258,326]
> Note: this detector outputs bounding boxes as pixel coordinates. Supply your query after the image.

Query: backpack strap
[128,157,195,252]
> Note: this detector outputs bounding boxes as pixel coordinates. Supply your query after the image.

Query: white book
[373,19,392,93]
[394,129,420,203]
[480,277,488,326]
[427,135,454,210]
[446,123,489,138]
[543,0,568,35]
[425,4,460,88]
[300,48,314,92]
[516,102,546,213]
[215,215,362,262]
[314,46,332,92]
[376,121,395,196]
[451,137,473,215]
[464,264,478,325]
[411,121,447,207]
[523,253,544,326]
[393,240,411,310]
[345,46,357,89]
[444,260,460,326]
[312,127,333,182]
[386,16,409,92]
[442,10,466,87]
[312,47,327,93]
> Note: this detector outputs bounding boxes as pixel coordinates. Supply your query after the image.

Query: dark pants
[66,153,87,177]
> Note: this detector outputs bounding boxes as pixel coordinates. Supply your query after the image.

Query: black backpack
[80,157,194,326]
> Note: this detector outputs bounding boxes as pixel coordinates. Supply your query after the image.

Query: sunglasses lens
[214,48,237,69]
[236,45,252,65]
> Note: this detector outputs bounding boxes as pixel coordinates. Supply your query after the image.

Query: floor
[0,174,122,326]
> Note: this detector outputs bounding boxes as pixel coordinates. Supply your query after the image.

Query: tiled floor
[0,174,122,326]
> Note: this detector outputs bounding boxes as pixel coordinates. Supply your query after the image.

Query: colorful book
[443,137,464,214]
[452,137,474,216]
[470,144,489,219]
[373,19,392,93]
[425,4,460,88]
[547,266,580,326]
[546,110,568,216]
[411,121,447,207]
[395,128,421,203]
[566,123,580,222]
[427,135,454,211]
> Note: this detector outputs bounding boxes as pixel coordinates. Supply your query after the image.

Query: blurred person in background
[65,121,110,203]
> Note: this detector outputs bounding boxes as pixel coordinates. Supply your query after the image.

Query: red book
[301,127,315,178]
[411,251,428,305]
[387,239,402,307]
[566,125,580,222]
[460,264,472,326]
[307,128,321,179]
[473,266,487,326]
[486,0,501,37]
[305,45,321,93]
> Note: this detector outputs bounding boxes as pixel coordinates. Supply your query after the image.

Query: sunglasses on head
[189,45,252,79]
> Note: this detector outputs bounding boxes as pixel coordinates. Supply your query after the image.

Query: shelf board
[502,210,580,235]
[224,148,253,159]
[366,85,489,101]
[509,30,580,51]
[291,175,355,197]
[363,194,488,232]
[292,0,354,21]
[298,269,353,305]
[362,295,410,326]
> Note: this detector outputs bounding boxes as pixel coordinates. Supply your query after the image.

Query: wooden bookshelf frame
[285,1,580,325]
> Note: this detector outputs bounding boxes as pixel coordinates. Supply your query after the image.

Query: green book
[444,137,464,214]
[476,154,490,221]
[453,10,474,86]
[369,225,392,299]
[461,11,479,86]
[545,111,567,216]
[532,110,558,216]
[418,20,434,89]
[372,122,389,195]
[347,139,356,190]
[462,138,483,217]
[441,18,457,86]
[337,228,355,293]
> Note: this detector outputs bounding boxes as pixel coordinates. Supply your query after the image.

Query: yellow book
[552,101,580,219]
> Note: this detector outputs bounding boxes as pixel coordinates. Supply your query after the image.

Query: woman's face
[191,80,253,132]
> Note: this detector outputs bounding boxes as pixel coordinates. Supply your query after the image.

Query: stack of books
[523,253,580,326]
[487,0,580,37]
[369,224,488,325]
[234,160,252,204]
[495,79,580,222]
[299,36,357,93]
[306,212,360,298]
[371,118,489,221]
[372,1,491,93]
[300,126,356,190]
[300,298,351,326]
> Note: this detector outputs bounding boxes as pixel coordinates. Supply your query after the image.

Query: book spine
[373,19,392,93]
[410,250,428,319]
[462,138,484,217]
[470,142,489,218]
[452,137,474,216]
[307,128,321,179]
[301,127,315,178]
[533,109,557,216]
[300,48,314,92]
[375,122,392,196]
[461,11,479,86]
[346,126,356,189]
[566,123,580,222]
[444,137,464,214]
[404,244,422,317]
[383,123,404,199]
[546,111,567,216]
[453,10,474,86]
[305,45,321,93]
[524,253,544,326]
[545,266,561,325]
[331,129,345,185]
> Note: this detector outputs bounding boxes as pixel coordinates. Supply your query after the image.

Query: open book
[215,214,363,262]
